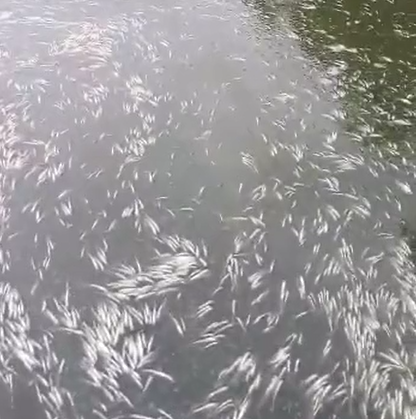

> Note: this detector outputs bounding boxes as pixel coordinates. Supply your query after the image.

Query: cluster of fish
[2,192,416,419]
[1,0,416,419]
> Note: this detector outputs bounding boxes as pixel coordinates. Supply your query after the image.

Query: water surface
[0,0,415,418]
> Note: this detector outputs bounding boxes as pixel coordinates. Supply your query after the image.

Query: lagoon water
[0,0,416,418]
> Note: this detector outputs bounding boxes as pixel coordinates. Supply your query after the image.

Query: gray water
[0,0,416,418]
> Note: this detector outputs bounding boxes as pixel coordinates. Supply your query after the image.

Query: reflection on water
[0,0,415,418]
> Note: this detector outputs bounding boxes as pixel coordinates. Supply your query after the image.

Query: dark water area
[0,0,416,418]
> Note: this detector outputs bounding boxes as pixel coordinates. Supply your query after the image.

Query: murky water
[0,0,415,418]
